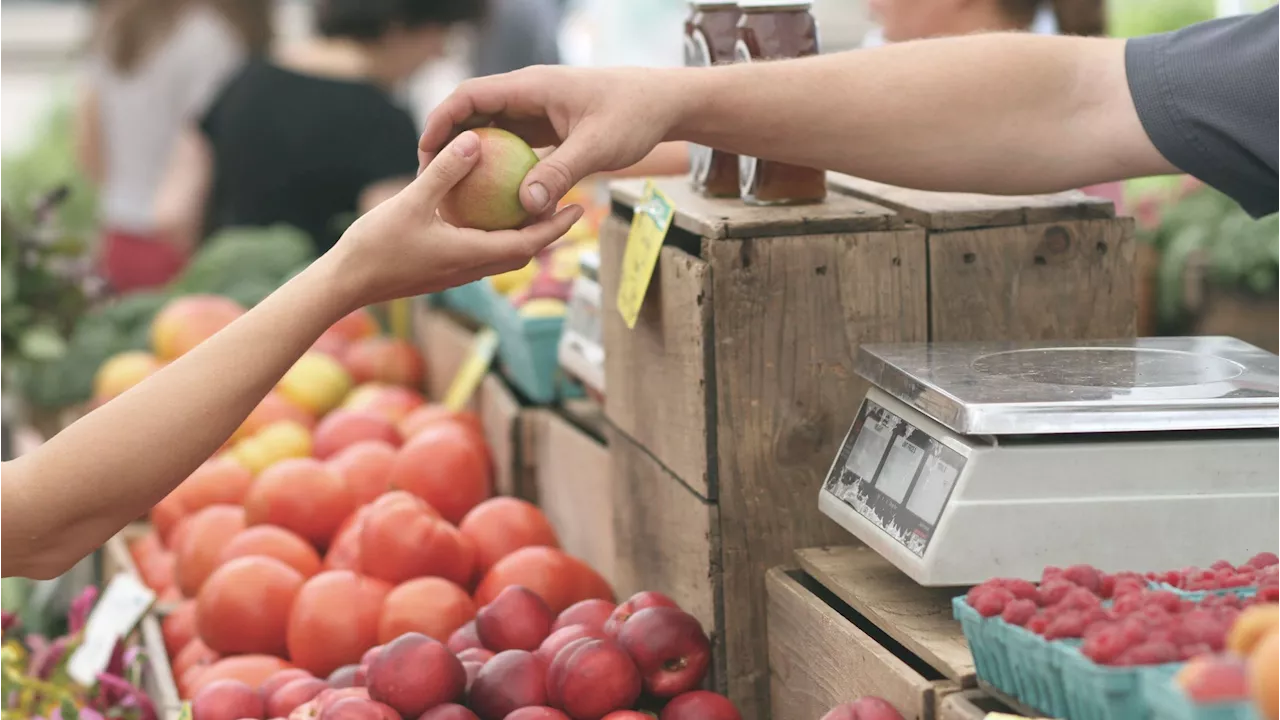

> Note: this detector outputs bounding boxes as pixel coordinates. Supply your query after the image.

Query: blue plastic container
[1142,666,1261,720]
[1057,642,1181,720]
[438,281,495,326]
[1146,582,1259,603]
[953,597,1073,718]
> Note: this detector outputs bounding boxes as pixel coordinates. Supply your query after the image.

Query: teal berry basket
[1146,582,1260,603]
[953,597,1073,718]
[1057,642,1182,720]
[1142,665,1262,720]
[437,281,495,327]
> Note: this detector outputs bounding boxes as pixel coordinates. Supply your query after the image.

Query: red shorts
[100,230,187,293]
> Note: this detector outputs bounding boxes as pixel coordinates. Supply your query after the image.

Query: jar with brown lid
[684,1,743,197]
[734,0,826,205]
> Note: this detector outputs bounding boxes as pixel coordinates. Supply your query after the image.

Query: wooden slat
[928,219,1136,341]
[531,409,616,587]
[599,215,715,498]
[796,546,975,683]
[606,424,722,689]
[609,176,902,240]
[414,300,480,406]
[829,173,1114,231]
[707,226,930,714]
[477,373,524,498]
[767,568,935,720]
[938,689,1018,720]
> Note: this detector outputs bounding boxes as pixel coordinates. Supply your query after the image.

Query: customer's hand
[331,130,584,309]
[418,66,684,217]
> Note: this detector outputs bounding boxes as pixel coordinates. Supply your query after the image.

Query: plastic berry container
[953,596,1071,717]
[1142,666,1262,720]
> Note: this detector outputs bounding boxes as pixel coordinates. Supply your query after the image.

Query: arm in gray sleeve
[1126,7,1278,218]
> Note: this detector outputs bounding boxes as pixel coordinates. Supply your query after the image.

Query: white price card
[67,574,155,686]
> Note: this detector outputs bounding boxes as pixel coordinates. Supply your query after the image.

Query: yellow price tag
[443,327,499,412]
[178,702,193,720]
[616,180,676,329]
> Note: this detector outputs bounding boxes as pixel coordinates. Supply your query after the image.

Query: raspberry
[1026,613,1050,635]
[1082,623,1135,664]
[1173,609,1228,650]
[1063,565,1103,594]
[1098,574,1117,599]
[1258,586,1279,603]
[1060,587,1103,612]
[1178,643,1212,661]
[1211,560,1236,572]
[1114,640,1178,667]
[1113,578,1147,598]
[1044,610,1089,640]
[1039,579,1077,607]
[1000,579,1041,604]
[1140,605,1174,627]
[965,580,1005,607]
[1113,592,1146,615]
[1041,566,1064,584]
[1000,598,1038,626]
[1143,591,1183,614]
[1247,552,1279,569]
[973,588,1016,618]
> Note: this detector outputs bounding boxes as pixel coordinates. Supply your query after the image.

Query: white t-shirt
[86,5,245,232]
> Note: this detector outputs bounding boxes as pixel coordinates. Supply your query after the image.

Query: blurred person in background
[155,0,483,258]
[76,0,271,292]
[860,0,1124,209]
[472,0,563,76]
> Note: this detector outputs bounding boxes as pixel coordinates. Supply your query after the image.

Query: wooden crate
[528,405,616,587]
[599,176,1134,718]
[767,546,1025,720]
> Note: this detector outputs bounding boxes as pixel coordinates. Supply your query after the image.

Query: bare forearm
[672,34,1172,194]
[2,254,355,578]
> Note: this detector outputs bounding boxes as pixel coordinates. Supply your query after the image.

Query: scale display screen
[823,399,967,557]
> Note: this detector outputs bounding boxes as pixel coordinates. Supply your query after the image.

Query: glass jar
[734,1,827,205]
[684,2,743,197]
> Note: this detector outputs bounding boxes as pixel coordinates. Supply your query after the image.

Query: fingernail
[527,182,549,210]
[453,131,479,157]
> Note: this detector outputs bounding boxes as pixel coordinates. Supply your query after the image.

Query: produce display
[1,587,159,720]
[957,555,1279,720]
[105,298,737,720]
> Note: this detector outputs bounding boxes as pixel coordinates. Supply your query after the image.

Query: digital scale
[558,249,605,399]
[818,336,1280,587]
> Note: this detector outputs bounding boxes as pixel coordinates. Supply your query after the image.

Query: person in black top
[155,0,484,255]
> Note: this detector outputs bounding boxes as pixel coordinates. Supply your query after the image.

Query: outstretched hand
[417,66,683,218]
[333,129,584,309]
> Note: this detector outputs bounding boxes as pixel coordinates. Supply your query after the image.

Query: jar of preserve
[734,0,827,205]
[685,2,743,197]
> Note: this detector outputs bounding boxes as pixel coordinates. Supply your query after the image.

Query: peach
[601,713,653,720]
[327,665,365,689]
[1177,655,1250,702]
[93,351,161,403]
[468,650,547,720]
[268,677,329,717]
[279,353,353,415]
[545,638,641,719]
[366,632,466,717]
[476,586,554,652]
[313,410,401,460]
[449,621,485,653]
[457,648,495,664]
[660,691,741,720]
[1228,604,1280,655]
[462,660,483,696]
[151,295,245,361]
[616,608,710,698]
[819,697,905,720]
[342,337,425,388]
[1249,630,1279,720]
[535,625,607,666]
[230,421,314,476]
[325,309,380,344]
[419,705,481,720]
[262,669,314,702]
[191,679,264,720]
[234,391,315,444]
[318,697,399,720]
[359,492,474,586]
[553,600,616,635]
[438,128,539,231]
[604,592,679,637]
[289,688,372,720]
[506,709,570,720]
[342,384,425,423]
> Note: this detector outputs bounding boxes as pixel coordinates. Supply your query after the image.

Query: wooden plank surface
[767,568,939,720]
[606,424,723,690]
[828,173,1114,231]
[707,227,929,714]
[599,215,715,498]
[532,409,616,587]
[797,546,975,683]
[477,373,524,498]
[938,689,1017,720]
[610,176,902,240]
[414,300,480,406]
[928,219,1136,341]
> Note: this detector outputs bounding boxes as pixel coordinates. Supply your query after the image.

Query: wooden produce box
[413,299,536,499]
[767,545,1021,720]
[599,176,1134,718]
[527,402,616,588]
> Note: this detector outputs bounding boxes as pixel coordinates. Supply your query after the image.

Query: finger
[463,205,585,265]
[410,131,482,207]
[519,132,607,215]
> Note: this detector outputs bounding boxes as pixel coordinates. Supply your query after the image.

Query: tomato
[287,571,390,677]
[197,556,304,656]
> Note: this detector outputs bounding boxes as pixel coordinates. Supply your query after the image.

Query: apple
[616,607,710,698]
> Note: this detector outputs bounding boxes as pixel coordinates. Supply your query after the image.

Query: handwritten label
[66,575,154,686]
[443,327,499,411]
[616,181,676,329]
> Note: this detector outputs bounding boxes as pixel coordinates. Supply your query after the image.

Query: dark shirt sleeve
[1126,7,1278,218]
[361,104,421,187]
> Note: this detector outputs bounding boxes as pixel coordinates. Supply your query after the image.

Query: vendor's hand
[418,66,684,217]
[331,130,584,308]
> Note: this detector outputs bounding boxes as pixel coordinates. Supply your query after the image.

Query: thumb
[410,131,482,207]
[519,131,604,215]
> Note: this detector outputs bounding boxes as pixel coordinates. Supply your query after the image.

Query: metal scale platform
[818,336,1280,586]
